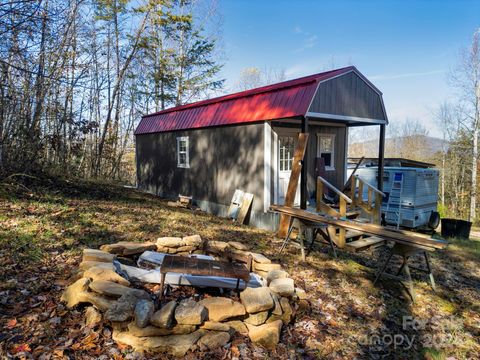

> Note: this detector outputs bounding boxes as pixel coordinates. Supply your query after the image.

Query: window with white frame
[317,134,335,170]
[176,136,189,168]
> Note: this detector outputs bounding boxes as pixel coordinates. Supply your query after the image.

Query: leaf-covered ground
[0,176,479,359]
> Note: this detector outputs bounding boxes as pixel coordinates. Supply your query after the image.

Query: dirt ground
[0,176,479,359]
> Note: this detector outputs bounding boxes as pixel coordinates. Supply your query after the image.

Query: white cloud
[292,26,318,53]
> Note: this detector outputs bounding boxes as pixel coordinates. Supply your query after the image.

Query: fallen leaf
[6,318,17,329]
[12,343,31,354]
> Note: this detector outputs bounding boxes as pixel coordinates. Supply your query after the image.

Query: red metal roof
[135,66,355,135]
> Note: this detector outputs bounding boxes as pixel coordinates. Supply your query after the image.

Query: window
[317,134,335,170]
[279,136,295,171]
[176,136,189,168]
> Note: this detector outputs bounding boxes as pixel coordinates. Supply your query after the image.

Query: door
[278,135,300,206]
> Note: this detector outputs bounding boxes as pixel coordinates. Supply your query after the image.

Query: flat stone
[113,329,205,356]
[253,262,282,272]
[240,287,274,313]
[295,287,307,300]
[76,292,116,312]
[200,321,231,332]
[156,245,196,254]
[135,299,154,328]
[199,297,245,322]
[89,280,132,298]
[105,291,149,322]
[61,278,91,308]
[182,234,203,247]
[272,294,283,315]
[250,253,271,264]
[226,320,248,335]
[151,300,177,328]
[246,320,283,349]
[228,241,249,251]
[174,299,207,325]
[156,237,183,248]
[83,248,115,263]
[85,306,102,327]
[269,278,295,297]
[206,240,229,252]
[100,242,157,256]
[79,261,115,271]
[197,331,230,350]
[244,310,269,325]
[280,297,293,324]
[127,322,196,336]
[266,270,289,285]
[265,314,283,324]
[84,266,130,286]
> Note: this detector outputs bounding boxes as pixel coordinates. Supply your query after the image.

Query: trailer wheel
[428,211,440,229]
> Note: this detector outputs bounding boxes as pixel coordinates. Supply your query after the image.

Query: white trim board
[306,112,387,125]
[263,122,271,212]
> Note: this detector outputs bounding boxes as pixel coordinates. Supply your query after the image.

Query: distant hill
[349,135,447,164]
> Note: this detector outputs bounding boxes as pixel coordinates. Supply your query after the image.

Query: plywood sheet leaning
[277,133,309,238]
[227,189,245,219]
[237,193,254,224]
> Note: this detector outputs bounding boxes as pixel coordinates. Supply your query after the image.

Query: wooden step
[345,236,386,252]
[345,230,364,240]
[346,211,361,219]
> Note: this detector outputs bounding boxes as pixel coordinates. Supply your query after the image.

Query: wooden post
[378,124,386,191]
[350,176,356,204]
[374,192,382,224]
[277,133,309,238]
[316,177,323,213]
[301,116,309,209]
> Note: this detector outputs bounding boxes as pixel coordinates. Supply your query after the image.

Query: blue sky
[218,0,480,138]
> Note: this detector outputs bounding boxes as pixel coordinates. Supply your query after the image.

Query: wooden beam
[277,133,309,238]
[271,205,448,250]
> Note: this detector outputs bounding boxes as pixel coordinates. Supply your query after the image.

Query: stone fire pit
[61,235,307,356]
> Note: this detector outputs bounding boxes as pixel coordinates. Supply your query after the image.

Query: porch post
[301,116,309,209]
[378,124,386,191]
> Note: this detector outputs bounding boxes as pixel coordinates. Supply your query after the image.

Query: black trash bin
[456,220,472,240]
[441,218,457,238]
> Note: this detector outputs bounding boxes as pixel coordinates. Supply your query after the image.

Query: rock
[255,270,270,279]
[84,266,130,286]
[298,299,309,313]
[83,249,115,263]
[100,242,157,256]
[240,287,274,313]
[246,320,283,349]
[271,294,283,316]
[197,331,230,350]
[156,237,183,248]
[265,314,283,324]
[266,270,289,285]
[156,245,196,254]
[182,234,203,247]
[253,262,282,272]
[127,322,196,336]
[200,321,231,332]
[244,311,269,326]
[199,297,245,322]
[295,287,307,300]
[113,329,205,357]
[79,261,115,271]
[85,306,102,327]
[105,291,149,322]
[61,278,91,308]
[269,278,295,297]
[280,297,293,324]
[250,253,271,264]
[228,241,249,251]
[89,280,132,298]
[174,299,207,325]
[151,300,177,328]
[135,299,154,328]
[77,292,116,312]
[206,240,229,252]
[226,320,248,335]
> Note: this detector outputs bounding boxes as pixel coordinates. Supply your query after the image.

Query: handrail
[354,175,386,197]
[317,176,353,203]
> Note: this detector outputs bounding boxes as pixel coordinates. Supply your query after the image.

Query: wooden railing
[316,176,353,248]
[350,175,385,225]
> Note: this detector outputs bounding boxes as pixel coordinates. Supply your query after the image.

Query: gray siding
[309,71,387,120]
[136,123,265,212]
